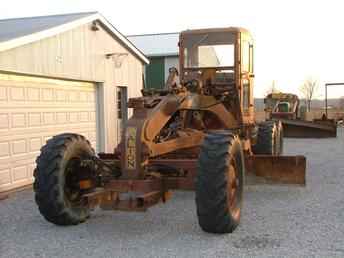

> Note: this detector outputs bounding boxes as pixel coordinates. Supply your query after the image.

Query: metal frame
[325,82,344,117]
[83,155,306,211]
[79,28,306,212]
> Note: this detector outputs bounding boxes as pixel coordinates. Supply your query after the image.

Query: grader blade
[247,155,306,185]
[276,119,337,138]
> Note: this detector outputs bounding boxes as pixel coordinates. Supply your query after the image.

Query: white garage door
[0,73,98,192]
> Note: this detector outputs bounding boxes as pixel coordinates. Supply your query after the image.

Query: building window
[116,86,128,120]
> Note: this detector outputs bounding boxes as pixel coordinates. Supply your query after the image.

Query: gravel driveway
[1,128,344,258]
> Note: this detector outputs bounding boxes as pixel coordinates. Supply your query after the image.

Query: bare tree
[299,77,319,111]
[264,80,279,96]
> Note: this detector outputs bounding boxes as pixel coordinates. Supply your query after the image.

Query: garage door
[0,73,98,192]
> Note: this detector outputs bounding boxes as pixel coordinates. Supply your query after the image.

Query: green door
[145,57,165,89]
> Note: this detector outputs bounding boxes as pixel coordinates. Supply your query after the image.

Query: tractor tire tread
[196,132,244,234]
[34,133,93,226]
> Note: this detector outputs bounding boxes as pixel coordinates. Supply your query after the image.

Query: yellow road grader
[34,27,306,233]
[265,92,337,138]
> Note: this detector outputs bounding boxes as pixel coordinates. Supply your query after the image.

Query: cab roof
[180,27,252,38]
[266,93,299,100]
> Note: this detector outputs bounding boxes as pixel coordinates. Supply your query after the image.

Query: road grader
[265,92,337,138]
[34,27,306,233]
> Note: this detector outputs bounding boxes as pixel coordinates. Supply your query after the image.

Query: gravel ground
[1,128,344,258]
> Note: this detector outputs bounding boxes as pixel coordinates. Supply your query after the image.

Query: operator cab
[275,102,291,113]
[180,30,236,86]
[179,28,255,123]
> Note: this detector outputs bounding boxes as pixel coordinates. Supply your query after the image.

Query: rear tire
[196,132,245,233]
[34,133,94,225]
[253,121,283,155]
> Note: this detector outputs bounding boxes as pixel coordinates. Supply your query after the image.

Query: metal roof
[127,33,179,57]
[0,12,149,64]
[0,12,96,43]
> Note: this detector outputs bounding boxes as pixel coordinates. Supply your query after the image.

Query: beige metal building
[0,12,149,192]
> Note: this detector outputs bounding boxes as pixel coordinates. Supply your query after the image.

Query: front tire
[196,132,245,233]
[253,121,283,155]
[34,133,94,225]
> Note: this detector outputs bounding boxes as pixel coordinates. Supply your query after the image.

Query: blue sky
[2,0,344,98]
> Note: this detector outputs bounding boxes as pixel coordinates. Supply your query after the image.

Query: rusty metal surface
[104,179,163,193]
[148,158,196,190]
[313,118,337,126]
[148,158,197,170]
[247,155,306,185]
[265,93,299,120]
[270,112,295,120]
[81,151,307,211]
[80,158,198,212]
[276,118,337,138]
[83,183,167,211]
[150,130,204,157]
[164,177,195,190]
[137,191,163,208]
[100,199,147,212]
[99,191,164,211]
[265,92,337,138]
[83,27,306,214]
[117,27,257,181]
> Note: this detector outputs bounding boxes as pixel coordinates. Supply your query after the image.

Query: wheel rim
[64,158,84,206]
[273,125,279,155]
[226,158,240,221]
[275,123,282,155]
[279,125,284,154]
[274,131,278,155]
